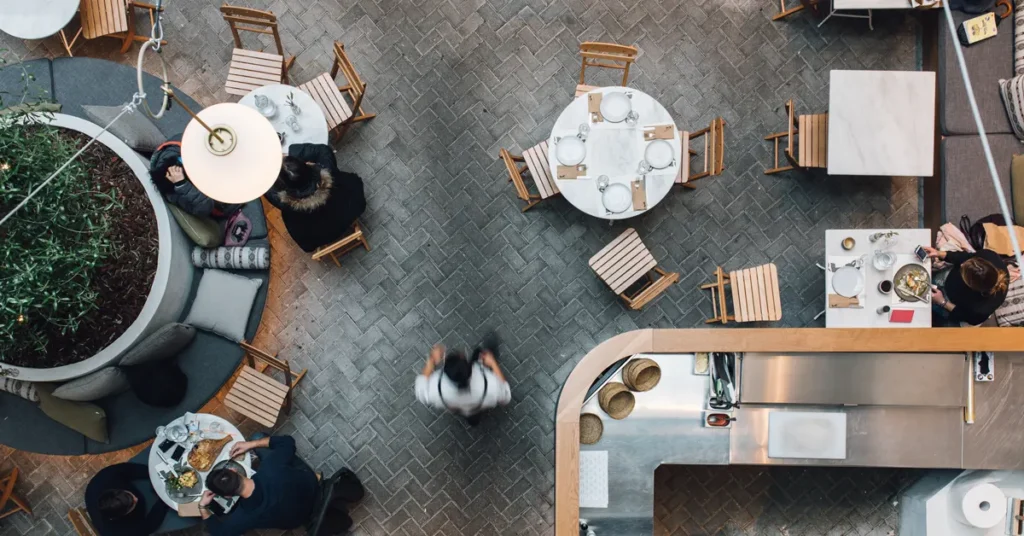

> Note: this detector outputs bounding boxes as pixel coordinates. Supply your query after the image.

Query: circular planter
[1,113,193,382]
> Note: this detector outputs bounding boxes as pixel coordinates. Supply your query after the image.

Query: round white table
[147,413,252,511]
[239,84,329,153]
[0,0,79,40]
[547,86,681,220]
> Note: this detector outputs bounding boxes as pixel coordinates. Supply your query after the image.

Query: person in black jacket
[85,463,167,536]
[923,246,1010,326]
[150,135,241,218]
[264,143,366,252]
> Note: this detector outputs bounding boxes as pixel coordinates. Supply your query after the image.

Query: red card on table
[889,309,915,323]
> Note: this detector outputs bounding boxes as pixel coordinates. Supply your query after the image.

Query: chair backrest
[68,508,98,536]
[220,5,286,58]
[331,42,366,112]
[499,148,531,202]
[240,341,293,380]
[579,42,638,87]
[783,99,797,164]
[81,0,129,39]
[709,117,725,176]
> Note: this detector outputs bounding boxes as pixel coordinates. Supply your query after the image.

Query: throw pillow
[168,204,223,248]
[52,367,129,402]
[183,269,262,342]
[119,323,197,366]
[0,378,38,402]
[82,105,166,152]
[996,274,1024,326]
[999,75,1024,141]
[1013,154,1024,221]
[192,246,270,270]
[1017,4,1024,75]
[123,360,188,407]
[36,383,108,443]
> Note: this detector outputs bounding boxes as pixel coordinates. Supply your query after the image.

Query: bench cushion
[938,11,1013,135]
[941,134,1019,222]
[0,58,54,107]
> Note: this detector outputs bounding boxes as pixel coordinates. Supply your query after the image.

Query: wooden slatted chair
[224,342,307,428]
[499,141,559,212]
[0,468,30,521]
[773,0,820,20]
[298,42,376,141]
[589,228,679,310]
[576,42,638,96]
[66,0,166,55]
[68,508,97,536]
[220,5,295,96]
[311,221,370,267]
[700,263,782,324]
[676,117,726,188]
[764,99,828,174]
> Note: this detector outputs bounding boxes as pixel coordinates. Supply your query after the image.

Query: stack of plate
[600,92,631,123]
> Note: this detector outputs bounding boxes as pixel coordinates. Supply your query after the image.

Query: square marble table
[827,70,936,177]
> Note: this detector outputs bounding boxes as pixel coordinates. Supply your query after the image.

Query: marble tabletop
[827,70,936,177]
[547,86,681,220]
[0,0,79,40]
[239,84,329,153]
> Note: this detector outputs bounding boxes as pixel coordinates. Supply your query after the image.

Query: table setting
[239,84,329,152]
[147,412,253,514]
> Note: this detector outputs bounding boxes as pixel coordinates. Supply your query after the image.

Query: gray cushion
[53,367,129,402]
[941,134,1018,221]
[119,323,197,366]
[82,104,166,152]
[241,200,268,239]
[184,270,263,342]
[169,204,223,248]
[939,11,1014,135]
[0,58,54,107]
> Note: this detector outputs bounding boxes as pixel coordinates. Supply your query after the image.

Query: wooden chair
[499,141,559,212]
[773,0,820,20]
[68,508,97,536]
[700,263,782,324]
[311,220,370,267]
[220,5,296,96]
[589,228,679,310]
[676,117,726,188]
[298,42,376,141]
[764,99,828,174]
[576,42,638,96]
[224,342,307,428]
[0,468,30,521]
[65,0,166,55]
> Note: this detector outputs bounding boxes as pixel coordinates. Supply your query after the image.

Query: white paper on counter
[579,450,609,508]
[768,411,847,460]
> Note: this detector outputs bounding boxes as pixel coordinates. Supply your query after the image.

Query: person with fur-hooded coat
[264,143,367,252]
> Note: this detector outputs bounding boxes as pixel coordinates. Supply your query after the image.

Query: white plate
[645,140,674,169]
[831,266,864,298]
[602,183,632,214]
[556,137,586,166]
[600,92,631,123]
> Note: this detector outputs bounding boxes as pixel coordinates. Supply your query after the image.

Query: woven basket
[579,413,603,445]
[598,382,635,419]
[623,358,661,392]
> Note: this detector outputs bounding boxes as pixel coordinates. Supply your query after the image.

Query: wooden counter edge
[553,327,1024,536]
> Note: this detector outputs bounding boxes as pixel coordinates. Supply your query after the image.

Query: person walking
[415,333,511,425]
[922,246,1010,326]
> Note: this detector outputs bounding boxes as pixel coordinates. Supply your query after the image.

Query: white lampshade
[181,103,282,204]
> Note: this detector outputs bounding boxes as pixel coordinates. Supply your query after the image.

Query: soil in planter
[6,130,159,368]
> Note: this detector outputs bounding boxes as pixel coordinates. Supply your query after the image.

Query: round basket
[623,358,661,392]
[598,382,635,419]
[579,413,603,445]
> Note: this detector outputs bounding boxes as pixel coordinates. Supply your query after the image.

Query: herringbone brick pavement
[1,1,925,534]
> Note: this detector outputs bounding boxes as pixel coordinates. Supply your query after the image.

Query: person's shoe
[479,330,501,360]
[331,468,365,503]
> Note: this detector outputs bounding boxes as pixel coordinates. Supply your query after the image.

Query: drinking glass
[637,160,652,175]
[597,175,610,191]
[625,110,639,128]
[155,425,166,437]
[577,123,590,141]
[287,115,301,132]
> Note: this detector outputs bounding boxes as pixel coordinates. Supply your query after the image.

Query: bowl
[841,237,856,250]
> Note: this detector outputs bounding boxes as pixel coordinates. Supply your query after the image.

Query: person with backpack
[414,333,511,426]
[922,246,1010,326]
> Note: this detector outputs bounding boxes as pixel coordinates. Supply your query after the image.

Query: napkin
[557,164,587,179]
[178,502,202,517]
[631,179,647,211]
[828,294,860,308]
[643,125,674,140]
[588,93,604,122]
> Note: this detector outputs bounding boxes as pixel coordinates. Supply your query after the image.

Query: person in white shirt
[414,334,511,426]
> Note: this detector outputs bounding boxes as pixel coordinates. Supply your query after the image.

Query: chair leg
[521,198,542,212]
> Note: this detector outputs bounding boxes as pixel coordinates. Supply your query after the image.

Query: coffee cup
[878,280,893,294]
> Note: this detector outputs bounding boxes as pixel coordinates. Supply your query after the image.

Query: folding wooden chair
[0,468,30,521]
[64,0,166,55]
[773,0,820,20]
[68,508,97,536]
[311,220,370,267]
[499,141,559,212]
[764,99,828,174]
[677,117,726,188]
[220,5,295,96]
[298,42,376,141]
[576,42,638,97]
[700,263,782,324]
[589,228,679,310]
[225,342,307,428]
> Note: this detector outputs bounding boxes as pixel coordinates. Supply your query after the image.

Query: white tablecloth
[239,84,329,153]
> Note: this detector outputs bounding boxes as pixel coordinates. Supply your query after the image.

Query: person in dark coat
[85,463,167,536]
[264,143,366,252]
[923,246,1010,326]
[150,135,241,218]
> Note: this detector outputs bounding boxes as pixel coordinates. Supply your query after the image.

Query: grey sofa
[938,10,1022,222]
[0,58,270,455]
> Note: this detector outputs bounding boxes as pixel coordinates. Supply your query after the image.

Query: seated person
[151,134,241,218]
[264,143,366,252]
[85,462,167,536]
[924,246,1010,326]
[199,435,318,536]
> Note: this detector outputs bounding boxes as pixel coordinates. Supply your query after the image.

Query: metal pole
[162,86,225,144]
